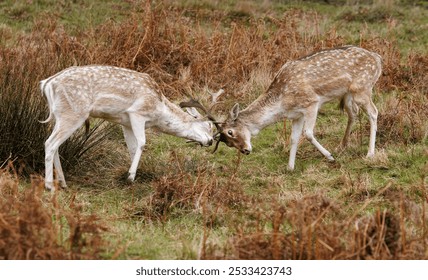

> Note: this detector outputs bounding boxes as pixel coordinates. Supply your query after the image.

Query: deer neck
[239,92,284,135]
[155,96,200,139]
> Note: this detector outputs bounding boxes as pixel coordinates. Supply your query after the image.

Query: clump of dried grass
[0,166,108,259]
[378,91,428,145]
[225,193,345,260]
[127,151,247,223]
[353,209,400,259]
[202,184,427,260]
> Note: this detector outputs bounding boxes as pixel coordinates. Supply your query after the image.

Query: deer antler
[208,89,224,109]
[179,88,225,127]
[179,99,219,126]
[180,89,226,153]
[211,131,227,153]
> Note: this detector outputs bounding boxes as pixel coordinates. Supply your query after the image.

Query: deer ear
[230,103,240,121]
[185,107,202,119]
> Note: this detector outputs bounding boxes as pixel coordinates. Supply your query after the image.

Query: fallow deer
[215,46,382,170]
[40,65,214,191]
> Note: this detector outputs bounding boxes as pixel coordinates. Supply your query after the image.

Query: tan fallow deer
[214,46,382,170]
[40,65,215,191]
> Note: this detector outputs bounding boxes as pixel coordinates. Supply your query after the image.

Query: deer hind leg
[287,117,304,171]
[303,104,335,162]
[126,114,147,183]
[352,88,378,158]
[341,93,359,149]
[53,151,66,188]
[44,115,87,191]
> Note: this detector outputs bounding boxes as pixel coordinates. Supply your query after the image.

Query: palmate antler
[179,89,225,153]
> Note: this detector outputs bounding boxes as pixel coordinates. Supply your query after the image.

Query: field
[0,0,427,259]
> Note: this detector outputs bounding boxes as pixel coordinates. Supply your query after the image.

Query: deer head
[214,103,252,155]
[179,89,226,149]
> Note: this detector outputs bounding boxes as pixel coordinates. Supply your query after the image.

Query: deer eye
[227,130,233,137]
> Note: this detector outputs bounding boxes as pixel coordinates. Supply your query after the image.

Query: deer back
[267,46,382,108]
[42,66,167,123]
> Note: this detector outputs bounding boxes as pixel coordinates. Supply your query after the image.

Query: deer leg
[303,106,335,162]
[341,93,359,149]
[353,89,378,158]
[53,151,66,188]
[122,125,137,161]
[127,114,146,183]
[366,99,378,158]
[45,117,87,191]
[287,117,304,171]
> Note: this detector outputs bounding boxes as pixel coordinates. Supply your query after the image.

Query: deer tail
[39,79,54,123]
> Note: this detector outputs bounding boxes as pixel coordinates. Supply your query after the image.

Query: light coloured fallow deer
[215,46,382,170]
[40,65,214,191]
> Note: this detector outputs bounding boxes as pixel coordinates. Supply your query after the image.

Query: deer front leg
[126,115,146,183]
[287,117,304,171]
[303,106,335,162]
[122,125,137,161]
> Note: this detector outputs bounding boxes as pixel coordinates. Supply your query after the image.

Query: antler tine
[179,99,208,114]
[207,88,225,111]
[207,89,226,153]
[209,89,225,104]
[211,131,227,153]
[180,88,224,113]
[212,138,222,153]
[179,99,223,132]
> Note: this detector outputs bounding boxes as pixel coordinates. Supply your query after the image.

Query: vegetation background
[0,0,427,259]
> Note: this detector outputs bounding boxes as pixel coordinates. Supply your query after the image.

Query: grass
[1,0,427,259]
[0,0,132,34]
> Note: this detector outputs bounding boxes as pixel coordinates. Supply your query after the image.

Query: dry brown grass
[378,91,428,145]
[126,151,247,223]
[202,187,427,260]
[0,165,108,259]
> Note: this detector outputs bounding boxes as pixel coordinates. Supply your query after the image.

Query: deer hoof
[366,152,375,158]
[59,181,67,189]
[126,174,135,184]
[327,155,335,162]
[45,181,55,192]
